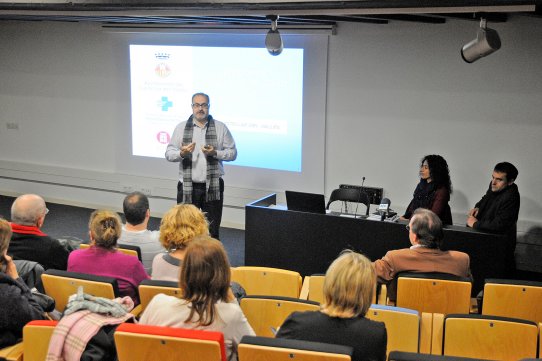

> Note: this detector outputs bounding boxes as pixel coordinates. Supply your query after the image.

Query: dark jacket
[8,223,69,270]
[474,183,520,236]
[276,311,387,361]
[0,272,46,348]
[474,183,520,274]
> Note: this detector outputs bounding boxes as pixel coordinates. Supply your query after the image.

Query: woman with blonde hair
[68,210,149,303]
[151,204,209,281]
[140,236,255,361]
[0,218,46,348]
[276,250,387,361]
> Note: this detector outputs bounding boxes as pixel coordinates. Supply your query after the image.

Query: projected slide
[129,44,304,172]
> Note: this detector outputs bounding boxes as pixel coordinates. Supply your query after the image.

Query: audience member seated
[375,208,471,288]
[401,155,453,225]
[0,218,46,348]
[8,194,69,270]
[140,236,255,361]
[151,204,208,281]
[67,210,149,304]
[276,250,387,361]
[118,191,163,273]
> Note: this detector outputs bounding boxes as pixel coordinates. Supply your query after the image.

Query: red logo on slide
[155,63,171,78]
[156,132,170,144]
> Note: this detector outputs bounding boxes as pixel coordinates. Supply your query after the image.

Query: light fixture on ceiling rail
[265,15,283,56]
[461,18,501,63]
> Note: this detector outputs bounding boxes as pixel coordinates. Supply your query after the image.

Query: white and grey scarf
[181,115,220,203]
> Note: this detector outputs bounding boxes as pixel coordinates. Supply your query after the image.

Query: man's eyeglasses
[192,103,209,109]
[45,208,49,215]
[405,225,410,231]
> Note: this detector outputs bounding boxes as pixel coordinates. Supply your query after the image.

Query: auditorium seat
[395,273,472,315]
[41,269,119,312]
[367,304,432,354]
[301,274,378,304]
[137,279,181,313]
[299,274,325,303]
[231,266,302,298]
[0,342,23,361]
[114,323,226,361]
[239,295,320,337]
[481,278,542,324]
[435,314,538,360]
[22,320,58,361]
[79,243,142,262]
[238,335,354,361]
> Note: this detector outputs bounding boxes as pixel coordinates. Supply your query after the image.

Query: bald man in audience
[374,208,471,298]
[8,194,69,270]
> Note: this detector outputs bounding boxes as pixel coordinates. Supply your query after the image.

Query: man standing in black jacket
[467,162,520,275]
[8,194,69,270]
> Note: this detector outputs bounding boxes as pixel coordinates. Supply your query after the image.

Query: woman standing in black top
[402,154,453,225]
[276,251,387,361]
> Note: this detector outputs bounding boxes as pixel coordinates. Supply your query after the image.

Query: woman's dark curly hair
[422,154,452,194]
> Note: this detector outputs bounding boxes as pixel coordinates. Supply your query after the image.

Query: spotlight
[265,15,283,56]
[461,18,501,63]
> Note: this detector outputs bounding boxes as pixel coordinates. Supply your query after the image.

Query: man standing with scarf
[165,93,237,239]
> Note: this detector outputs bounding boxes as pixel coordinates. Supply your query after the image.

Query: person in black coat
[0,218,46,349]
[276,250,387,361]
[467,162,520,275]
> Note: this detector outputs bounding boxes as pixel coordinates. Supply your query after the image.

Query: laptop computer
[285,190,327,214]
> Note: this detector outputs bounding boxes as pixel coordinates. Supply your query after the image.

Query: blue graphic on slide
[159,96,173,111]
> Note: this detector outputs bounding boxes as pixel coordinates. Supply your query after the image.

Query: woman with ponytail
[68,210,149,304]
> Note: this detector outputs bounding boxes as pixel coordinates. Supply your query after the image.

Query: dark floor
[0,195,245,267]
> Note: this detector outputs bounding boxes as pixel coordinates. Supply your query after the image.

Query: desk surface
[245,194,507,295]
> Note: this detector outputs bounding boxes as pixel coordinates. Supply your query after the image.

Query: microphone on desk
[379,198,391,221]
[354,177,366,218]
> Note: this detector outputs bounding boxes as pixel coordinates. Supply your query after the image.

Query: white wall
[0,17,541,270]
[325,18,542,223]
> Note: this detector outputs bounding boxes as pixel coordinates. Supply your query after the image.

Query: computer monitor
[285,190,326,214]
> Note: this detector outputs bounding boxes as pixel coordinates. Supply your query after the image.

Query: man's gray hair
[192,92,210,103]
[11,194,47,226]
[410,208,444,249]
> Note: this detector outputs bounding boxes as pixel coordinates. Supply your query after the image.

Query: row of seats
[39,266,542,326]
[240,296,542,360]
[301,272,542,323]
[9,310,542,361]
[50,246,542,325]
[3,265,541,360]
[31,269,542,359]
[19,321,356,361]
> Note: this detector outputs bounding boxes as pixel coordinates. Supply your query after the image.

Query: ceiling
[0,0,540,28]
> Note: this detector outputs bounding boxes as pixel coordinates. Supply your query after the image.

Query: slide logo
[154,63,171,78]
[156,131,170,144]
[158,96,173,111]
